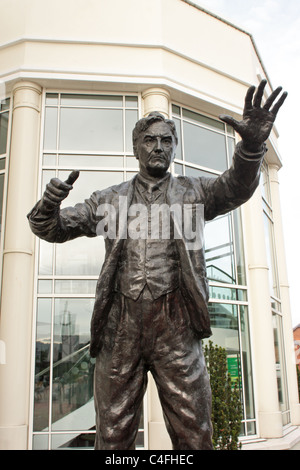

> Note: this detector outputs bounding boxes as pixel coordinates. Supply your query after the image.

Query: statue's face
[135,121,176,177]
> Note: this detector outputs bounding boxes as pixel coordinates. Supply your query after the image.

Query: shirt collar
[136,172,170,193]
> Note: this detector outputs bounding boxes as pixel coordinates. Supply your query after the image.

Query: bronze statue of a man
[28,80,287,450]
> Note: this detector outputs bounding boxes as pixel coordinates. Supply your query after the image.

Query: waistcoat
[115,173,180,300]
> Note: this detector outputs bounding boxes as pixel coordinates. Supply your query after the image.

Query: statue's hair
[132,111,178,155]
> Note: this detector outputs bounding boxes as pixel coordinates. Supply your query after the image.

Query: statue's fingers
[65,170,80,186]
[253,80,267,108]
[244,85,256,112]
[263,86,283,111]
[219,114,240,131]
[271,91,288,117]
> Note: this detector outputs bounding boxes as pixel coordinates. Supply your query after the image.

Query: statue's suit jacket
[28,142,264,357]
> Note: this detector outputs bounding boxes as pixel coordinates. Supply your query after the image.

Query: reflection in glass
[125,109,138,153]
[33,298,52,431]
[208,302,238,331]
[173,117,182,159]
[205,214,235,284]
[59,108,123,152]
[32,434,49,450]
[182,108,224,132]
[0,111,9,154]
[183,121,227,172]
[185,166,217,178]
[240,306,255,422]
[61,94,123,107]
[58,154,124,168]
[58,170,123,208]
[55,236,104,276]
[263,212,279,298]
[44,107,58,149]
[125,96,138,108]
[55,280,97,294]
[45,93,59,105]
[0,173,4,237]
[272,314,289,424]
[51,431,95,449]
[38,280,53,294]
[233,209,246,285]
[51,298,95,431]
[38,239,53,275]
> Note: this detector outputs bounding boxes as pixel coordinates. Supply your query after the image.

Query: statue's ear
[133,146,139,159]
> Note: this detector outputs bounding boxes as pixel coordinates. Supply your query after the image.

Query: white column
[142,88,170,118]
[142,87,172,449]
[0,81,42,449]
[242,188,283,438]
[268,164,300,426]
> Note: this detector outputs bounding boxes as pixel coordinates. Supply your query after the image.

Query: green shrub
[204,340,243,450]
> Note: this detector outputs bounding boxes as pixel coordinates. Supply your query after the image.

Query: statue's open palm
[219,80,287,153]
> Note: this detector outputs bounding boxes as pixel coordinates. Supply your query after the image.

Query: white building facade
[0,0,299,450]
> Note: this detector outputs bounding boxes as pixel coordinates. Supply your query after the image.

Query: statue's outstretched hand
[42,170,80,210]
[219,80,287,153]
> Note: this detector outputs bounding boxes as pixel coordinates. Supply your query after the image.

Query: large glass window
[260,163,290,425]
[31,92,146,449]
[172,103,255,436]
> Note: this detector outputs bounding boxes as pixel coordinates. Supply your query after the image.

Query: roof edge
[181,0,273,90]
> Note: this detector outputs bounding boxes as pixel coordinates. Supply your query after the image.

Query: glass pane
[260,164,271,205]
[172,104,180,116]
[182,108,224,132]
[125,109,138,153]
[33,298,52,431]
[58,170,123,208]
[0,173,4,237]
[209,285,237,301]
[263,213,278,297]
[185,166,218,178]
[59,108,123,152]
[173,117,182,159]
[38,239,53,275]
[208,302,238,331]
[58,154,124,168]
[54,280,97,294]
[240,305,255,420]
[60,94,122,107]
[51,298,96,431]
[32,434,49,450]
[45,93,58,105]
[126,156,139,169]
[125,96,138,107]
[0,158,5,170]
[43,154,56,166]
[174,163,183,175]
[183,121,227,172]
[0,98,10,111]
[55,236,105,276]
[233,209,246,285]
[205,214,235,284]
[44,107,58,150]
[273,314,289,417]
[0,111,9,154]
[38,280,53,294]
[227,137,235,164]
[51,432,95,449]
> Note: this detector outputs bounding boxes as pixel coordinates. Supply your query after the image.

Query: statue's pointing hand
[42,170,80,210]
[219,80,287,153]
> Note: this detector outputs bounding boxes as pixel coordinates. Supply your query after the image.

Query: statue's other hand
[219,80,287,153]
[42,170,80,209]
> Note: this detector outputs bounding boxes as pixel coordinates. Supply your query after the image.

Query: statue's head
[132,112,178,178]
